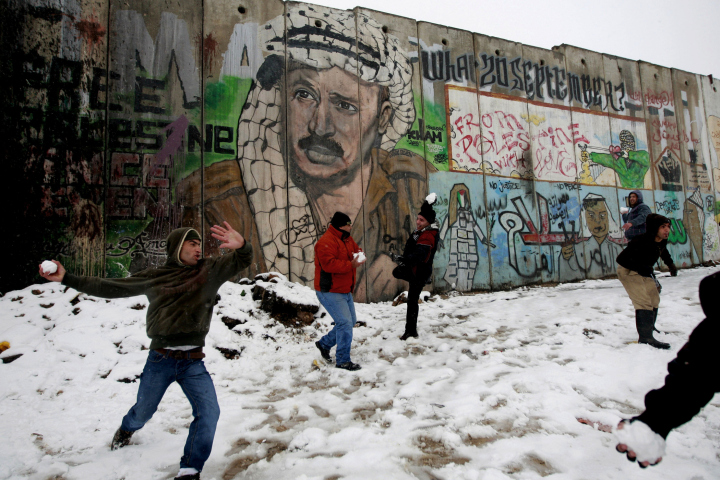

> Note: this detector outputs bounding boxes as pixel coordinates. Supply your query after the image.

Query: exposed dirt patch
[408,436,470,468]
[222,440,288,479]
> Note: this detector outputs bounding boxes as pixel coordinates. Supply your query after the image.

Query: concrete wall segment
[4,0,720,296]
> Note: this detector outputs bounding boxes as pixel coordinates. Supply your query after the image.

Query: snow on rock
[40,260,57,274]
[251,273,320,326]
[392,290,433,306]
[1,267,719,480]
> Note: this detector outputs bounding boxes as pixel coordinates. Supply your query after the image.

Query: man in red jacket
[314,212,365,371]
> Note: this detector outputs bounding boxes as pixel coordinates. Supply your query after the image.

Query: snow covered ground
[1,266,719,480]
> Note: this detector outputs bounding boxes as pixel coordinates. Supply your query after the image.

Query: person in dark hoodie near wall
[38,222,252,480]
[391,194,440,340]
[621,190,652,241]
[314,212,366,371]
[614,271,720,467]
[616,213,678,349]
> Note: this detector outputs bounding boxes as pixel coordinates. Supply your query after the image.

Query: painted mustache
[298,134,345,164]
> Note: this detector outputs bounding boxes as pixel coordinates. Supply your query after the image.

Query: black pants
[404,279,425,335]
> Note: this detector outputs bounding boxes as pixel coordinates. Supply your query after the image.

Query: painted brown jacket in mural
[178,148,433,303]
[62,227,253,350]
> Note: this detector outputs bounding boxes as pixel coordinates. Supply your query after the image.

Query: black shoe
[174,474,200,480]
[315,341,332,363]
[110,428,133,450]
[636,310,670,350]
[336,361,361,371]
[400,332,418,341]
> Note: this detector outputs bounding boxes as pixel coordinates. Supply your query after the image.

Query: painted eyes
[292,88,358,113]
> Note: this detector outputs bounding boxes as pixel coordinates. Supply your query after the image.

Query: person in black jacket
[616,213,678,349]
[615,270,720,467]
[391,194,440,340]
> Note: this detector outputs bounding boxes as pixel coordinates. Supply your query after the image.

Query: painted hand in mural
[561,243,575,260]
[38,260,66,282]
[210,222,245,250]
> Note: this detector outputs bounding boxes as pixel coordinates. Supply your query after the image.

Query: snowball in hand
[614,420,666,463]
[41,261,58,274]
[620,207,629,214]
[353,252,366,264]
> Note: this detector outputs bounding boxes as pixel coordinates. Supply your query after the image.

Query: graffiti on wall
[7,0,720,298]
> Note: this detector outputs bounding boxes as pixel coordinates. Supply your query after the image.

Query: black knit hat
[330,211,352,230]
[185,229,201,242]
[418,193,438,224]
[646,213,670,236]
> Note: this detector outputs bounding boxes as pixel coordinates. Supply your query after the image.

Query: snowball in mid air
[41,261,58,274]
[425,193,437,205]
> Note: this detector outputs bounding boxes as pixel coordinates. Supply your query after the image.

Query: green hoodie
[62,227,253,349]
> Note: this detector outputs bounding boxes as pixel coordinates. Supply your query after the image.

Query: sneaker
[336,361,361,371]
[315,341,332,363]
[110,428,133,450]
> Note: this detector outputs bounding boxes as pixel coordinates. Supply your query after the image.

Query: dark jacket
[62,227,253,349]
[622,190,652,240]
[634,271,720,438]
[314,225,361,294]
[395,223,439,284]
[616,215,675,277]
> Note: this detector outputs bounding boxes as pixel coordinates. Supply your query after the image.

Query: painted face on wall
[585,201,609,242]
[287,66,392,182]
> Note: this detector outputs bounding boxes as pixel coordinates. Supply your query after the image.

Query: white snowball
[614,420,666,463]
[353,252,366,263]
[41,261,58,274]
[620,207,629,214]
[426,192,437,204]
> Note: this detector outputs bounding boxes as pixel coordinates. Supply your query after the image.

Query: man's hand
[622,222,632,231]
[614,420,665,468]
[38,260,66,283]
[669,264,678,277]
[211,221,245,249]
[351,251,366,269]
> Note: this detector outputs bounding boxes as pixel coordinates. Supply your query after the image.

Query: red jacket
[314,225,362,293]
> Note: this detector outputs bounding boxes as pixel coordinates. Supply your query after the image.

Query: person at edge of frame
[313,211,366,371]
[390,193,440,341]
[616,213,678,349]
[38,222,252,480]
[614,270,720,468]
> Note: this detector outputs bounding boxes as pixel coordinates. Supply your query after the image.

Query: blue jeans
[120,350,220,472]
[316,291,357,365]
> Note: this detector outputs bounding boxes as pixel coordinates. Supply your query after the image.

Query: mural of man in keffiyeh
[181,5,432,302]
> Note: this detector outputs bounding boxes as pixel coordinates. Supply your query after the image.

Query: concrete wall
[4,0,720,300]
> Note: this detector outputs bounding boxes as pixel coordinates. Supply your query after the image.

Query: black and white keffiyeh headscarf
[237,5,415,283]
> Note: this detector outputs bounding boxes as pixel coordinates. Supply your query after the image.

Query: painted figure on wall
[559,193,624,278]
[438,184,494,291]
[180,6,429,302]
[582,131,650,189]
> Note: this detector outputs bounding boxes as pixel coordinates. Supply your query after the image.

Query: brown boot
[110,427,133,450]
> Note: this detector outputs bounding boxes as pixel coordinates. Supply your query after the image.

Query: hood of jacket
[165,227,201,267]
[629,190,644,208]
[644,213,670,239]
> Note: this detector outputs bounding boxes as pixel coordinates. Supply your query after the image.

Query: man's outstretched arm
[39,260,151,299]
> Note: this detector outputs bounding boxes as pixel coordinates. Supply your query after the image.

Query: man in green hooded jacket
[38,222,252,480]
